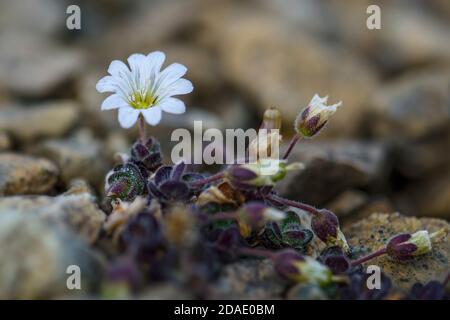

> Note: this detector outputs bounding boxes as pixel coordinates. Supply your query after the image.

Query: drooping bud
[105,162,148,201]
[261,107,282,131]
[386,229,444,261]
[311,209,350,254]
[272,249,333,286]
[318,246,350,274]
[237,202,285,237]
[227,161,303,190]
[294,94,341,137]
[130,137,162,171]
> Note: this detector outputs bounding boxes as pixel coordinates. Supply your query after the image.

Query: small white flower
[96,51,193,128]
[294,94,342,137]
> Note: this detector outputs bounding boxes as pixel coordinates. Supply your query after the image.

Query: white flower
[294,94,342,137]
[96,51,193,128]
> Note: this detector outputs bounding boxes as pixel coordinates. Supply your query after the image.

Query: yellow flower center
[129,91,157,110]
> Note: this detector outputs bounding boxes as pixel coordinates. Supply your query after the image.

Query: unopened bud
[311,209,350,254]
[294,94,341,137]
[248,130,281,162]
[227,161,303,190]
[386,229,444,261]
[261,107,282,130]
[237,202,285,237]
[273,249,333,286]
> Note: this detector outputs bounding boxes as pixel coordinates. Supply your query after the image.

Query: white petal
[96,76,116,93]
[146,51,165,73]
[154,63,188,93]
[101,94,129,110]
[157,98,186,114]
[108,60,130,77]
[159,79,193,99]
[127,53,146,72]
[118,107,140,128]
[142,106,162,126]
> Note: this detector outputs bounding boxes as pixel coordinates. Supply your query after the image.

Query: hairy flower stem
[350,247,387,267]
[138,114,146,143]
[282,133,302,160]
[267,194,319,216]
[237,247,275,259]
[190,172,225,187]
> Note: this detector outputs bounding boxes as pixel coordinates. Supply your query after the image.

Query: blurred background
[0,0,449,227]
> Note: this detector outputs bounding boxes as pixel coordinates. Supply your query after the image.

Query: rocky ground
[0,0,449,299]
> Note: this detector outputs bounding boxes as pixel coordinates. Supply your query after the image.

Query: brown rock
[33,130,108,191]
[0,213,104,299]
[326,190,368,218]
[368,69,450,139]
[395,169,450,219]
[345,212,449,292]
[214,12,378,137]
[0,193,106,244]
[211,259,284,299]
[0,153,59,195]
[0,101,79,143]
[276,140,390,206]
[0,32,83,97]
[0,132,11,151]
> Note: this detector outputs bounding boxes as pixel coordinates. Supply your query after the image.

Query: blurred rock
[326,1,450,73]
[0,0,64,37]
[163,44,222,96]
[211,12,378,137]
[0,101,79,143]
[138,284,193,300]
[33,130,108,191]
[0,132,11,151]
[0,212,104,299]
[0,153,59,196]
[395,169,450,219]
[77,71,119,132]
[393,129,450,178]
[0,193,105,244]
[326,190,368,218]
[345,212,449,292]
[103,132,130,163]
[63,179,96,197]
[276,140,390,206]
[97,0,201,60]
[343,196,395,227]
[368,69,450,139]
[211,259,284,299]
[0,32,83,97]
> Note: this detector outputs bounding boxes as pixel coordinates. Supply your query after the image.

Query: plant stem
[190,172,225,187]
[350,247,387,267]
[267,194,319,216]
[138,114,146,142]
[282,133,301,160]
[237,247,275,259]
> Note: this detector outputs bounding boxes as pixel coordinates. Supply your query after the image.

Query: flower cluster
[98,51,448,300]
